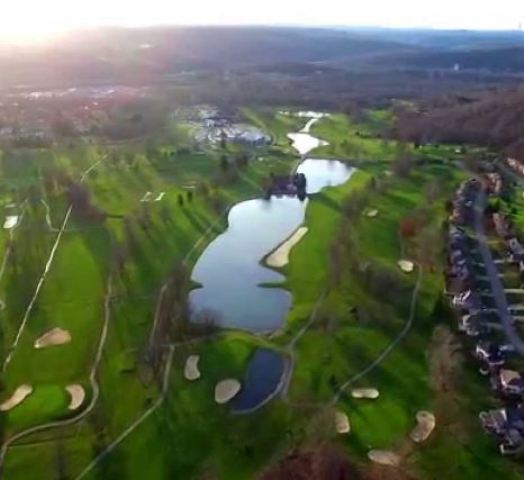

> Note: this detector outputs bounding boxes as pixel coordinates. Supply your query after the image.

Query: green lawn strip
[281,156,486,471]
[2,228,110,432]
[82,333,297,480]
[241,107,305,150]
[4,432,95,480]
[5,384,70,431]
[273,169,371,341]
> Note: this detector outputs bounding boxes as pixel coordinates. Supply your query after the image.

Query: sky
[2,0,524,42]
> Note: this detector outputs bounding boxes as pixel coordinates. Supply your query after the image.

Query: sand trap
[154,192,166,202]
[266,227,308,268]
[366,209,379,218]
[34,327,71,349]
[0,385,33,411]
[410,411,436,443]
[368,450,400,467]
[398,260,415,273]
[66,384,86,411]
[3,215,18,229]
[184,355,201,381]
[214,379,241,404]
[140,191,152,202]
[335,410,351,434]
[351,388,380,399]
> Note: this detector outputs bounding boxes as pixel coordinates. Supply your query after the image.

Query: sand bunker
[3,215,18,229]
[34,328,71,349]
[368,450,400,467]
[184,355,201,381]
[335,410,351,434]
[140,191,152,202]
[66,384,86,411]
[266,227,308,268]
[154,192,165,202]
[351,388,380,399]
[0,385,33,411]
[410,411,436,443]
[214,379,241,404]
[366,209,379,218]
[398,260,415,273]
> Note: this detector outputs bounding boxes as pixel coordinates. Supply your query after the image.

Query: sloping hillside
[394,88,524,156]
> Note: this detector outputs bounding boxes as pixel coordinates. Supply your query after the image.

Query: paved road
[473,188,524,356]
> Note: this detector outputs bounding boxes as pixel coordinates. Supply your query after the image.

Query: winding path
[74,345,175,480]
[331,265,423,403]
[0,274,113,473]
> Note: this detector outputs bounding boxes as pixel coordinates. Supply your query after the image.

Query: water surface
[231,348,287,413]
[190,115,353,332]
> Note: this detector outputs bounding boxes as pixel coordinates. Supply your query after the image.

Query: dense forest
[394,88,524,158]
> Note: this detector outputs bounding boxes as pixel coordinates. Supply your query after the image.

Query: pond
[231,348,288,414]
[189,112,354,411]
[190,115,354,332]
[189,196,306,331]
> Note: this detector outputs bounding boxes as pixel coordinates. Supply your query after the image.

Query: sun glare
[0,0,522,44]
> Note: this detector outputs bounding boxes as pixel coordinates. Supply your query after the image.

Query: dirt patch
[214,379,241,404]
[0,385,33,411]
[368,450,400,467]
[429,325,463,394]
[410,411,436,443]
[398,260,414,273]
[351,388,380,399]
[259,445,416,480]
[140,191,153,202]
[3,215,18,229]
[34,327,71,349]
[266,227,308,268]
[335,410,351,434]
[66,384,86,410]
[184,355,201,381]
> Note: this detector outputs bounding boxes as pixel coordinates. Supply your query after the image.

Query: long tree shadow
[181,208,209,235]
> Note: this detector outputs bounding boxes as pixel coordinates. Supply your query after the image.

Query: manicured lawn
[2,107,522,480]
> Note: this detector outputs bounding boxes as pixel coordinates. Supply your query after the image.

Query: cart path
[3,160,102,371]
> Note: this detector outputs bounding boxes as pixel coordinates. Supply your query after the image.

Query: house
[491,369,524,398]
[486,173,503,196]
[475,340,505,373]
[480,405,524,455]
[458,314,489,337]
[506,158,524,178]
[452,290,481,312]
[492,213,510,238]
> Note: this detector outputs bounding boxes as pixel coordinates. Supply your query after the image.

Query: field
[1,107,523,480]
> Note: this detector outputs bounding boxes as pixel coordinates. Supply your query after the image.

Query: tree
[392,152,415,177]
[399,216,417,240]
[219,155,229,172]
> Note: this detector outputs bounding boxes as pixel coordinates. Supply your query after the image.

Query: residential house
[491,369,524,398]
[475,340,506,372]
[480,405,524,455]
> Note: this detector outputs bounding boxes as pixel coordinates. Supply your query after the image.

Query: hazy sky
[3,0,524,41]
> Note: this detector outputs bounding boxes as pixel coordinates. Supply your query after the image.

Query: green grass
[1,107,522,480]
